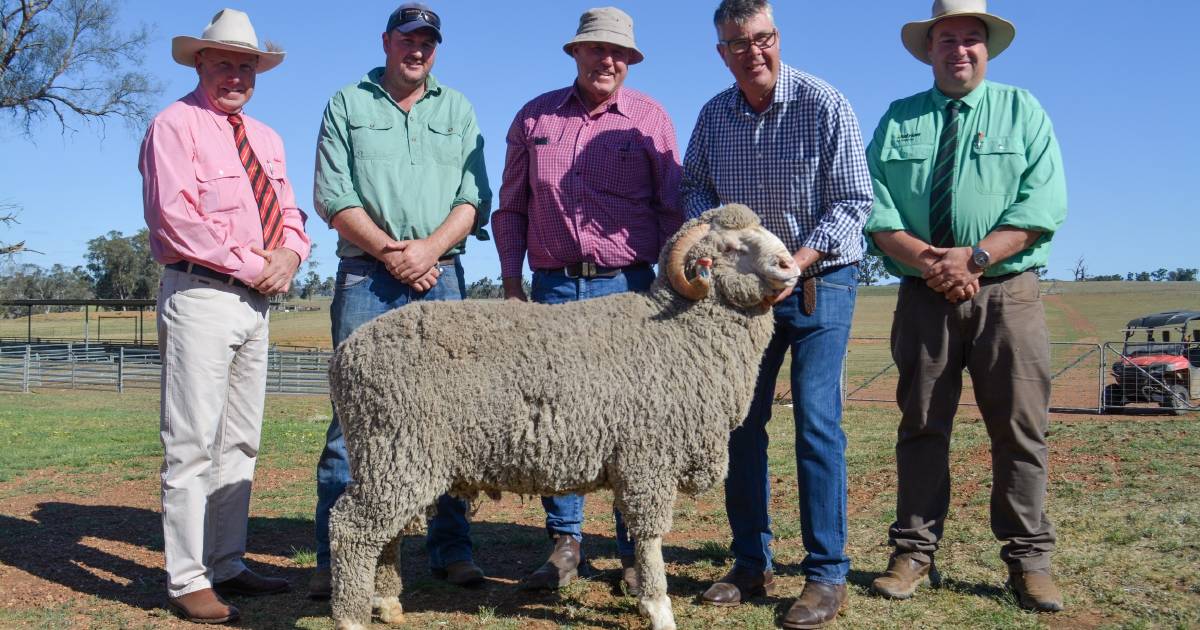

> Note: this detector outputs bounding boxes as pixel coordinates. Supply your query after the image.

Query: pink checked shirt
[140,88,310,284]
[492,86,683,278]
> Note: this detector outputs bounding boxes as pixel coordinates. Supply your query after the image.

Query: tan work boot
[166,588,239,624]
[1008,569,1064,612]
[871,552,939,599]
[521,535,582,590]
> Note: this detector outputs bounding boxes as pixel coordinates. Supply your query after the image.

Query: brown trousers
[888,271,1056,572]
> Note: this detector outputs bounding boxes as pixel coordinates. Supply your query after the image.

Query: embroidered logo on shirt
[894,131,924,144]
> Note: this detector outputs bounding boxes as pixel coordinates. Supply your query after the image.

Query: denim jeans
[315,256,471,570]
[531,265,655,558]
[725,264,858,584]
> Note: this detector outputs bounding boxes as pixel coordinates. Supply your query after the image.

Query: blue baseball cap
[386,3,442,43]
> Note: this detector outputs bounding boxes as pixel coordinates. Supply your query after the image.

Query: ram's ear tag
[696,257,713,278]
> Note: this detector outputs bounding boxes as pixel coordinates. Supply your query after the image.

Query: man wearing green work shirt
[308,3,491,599]
[864,0,1066,613]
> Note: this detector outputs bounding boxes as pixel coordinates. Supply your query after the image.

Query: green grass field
[1,282,1199,629]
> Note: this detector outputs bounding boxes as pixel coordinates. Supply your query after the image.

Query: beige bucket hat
[172,8,285,72]
[901,0,1016,64]
[563,7,644,64]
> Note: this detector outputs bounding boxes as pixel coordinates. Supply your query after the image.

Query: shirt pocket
[348,116,398,160]
[596,135,651,200]
[426,121,463,166]
[879,143,934,204]
[195,160,245,215]
[971,136,1026,196]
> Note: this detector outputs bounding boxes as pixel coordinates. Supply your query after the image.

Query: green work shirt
[864,81,1067,278]
[314,69,492,258]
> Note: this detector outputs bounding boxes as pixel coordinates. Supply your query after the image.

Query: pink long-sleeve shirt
[140,87,310,284]
[492,86,683,278]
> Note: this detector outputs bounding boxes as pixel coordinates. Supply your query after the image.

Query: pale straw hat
[901,0,1016,64]
[563,7,644,64]
[172,8,285,72]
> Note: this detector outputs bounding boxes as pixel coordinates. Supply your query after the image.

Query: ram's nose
[777,254,800,283]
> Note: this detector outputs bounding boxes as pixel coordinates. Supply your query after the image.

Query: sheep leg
[372,536,404,625]
[330,494,390,630]
[635,536,676,630]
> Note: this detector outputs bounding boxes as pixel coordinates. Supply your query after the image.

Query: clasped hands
[250,246,300,296]
[920,245,982,304]
[379,238,442,292]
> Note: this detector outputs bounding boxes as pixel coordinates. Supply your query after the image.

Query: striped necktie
[228,114,285,251]
[929,100,961,248]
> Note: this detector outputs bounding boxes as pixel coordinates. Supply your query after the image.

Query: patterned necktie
[929,100,961,248]
[228,114,285,251]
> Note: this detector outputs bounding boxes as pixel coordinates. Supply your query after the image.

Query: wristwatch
[971,246,992,270]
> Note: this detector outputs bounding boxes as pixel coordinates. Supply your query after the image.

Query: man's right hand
[502,277,528,301]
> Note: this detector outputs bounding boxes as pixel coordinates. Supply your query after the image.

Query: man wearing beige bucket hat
[864,0,1067,613]
[492,6,682,595]
[140,7,310,624]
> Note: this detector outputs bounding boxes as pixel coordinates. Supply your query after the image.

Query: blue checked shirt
[682,64,874,274]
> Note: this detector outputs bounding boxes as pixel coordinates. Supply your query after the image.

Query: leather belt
[350,253,458,266]
[539,261,650,279]
[166,261,251,290]
[902,271,1023,287]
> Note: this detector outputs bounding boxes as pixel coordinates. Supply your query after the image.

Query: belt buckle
[565,262,597,279]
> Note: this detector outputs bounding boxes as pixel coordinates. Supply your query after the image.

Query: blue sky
[2,0,1196,282]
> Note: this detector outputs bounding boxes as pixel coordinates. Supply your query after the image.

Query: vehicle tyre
[1159,384,1192,416]
[1102,383,1126,411]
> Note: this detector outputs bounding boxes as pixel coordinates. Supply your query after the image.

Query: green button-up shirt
[314,69,492,258]
[864,81,1067,278]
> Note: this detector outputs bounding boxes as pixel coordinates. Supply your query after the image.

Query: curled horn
[666,222,713,301]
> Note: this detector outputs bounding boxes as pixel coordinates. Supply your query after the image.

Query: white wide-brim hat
[901,0,1015,65]
[172,8,285,73]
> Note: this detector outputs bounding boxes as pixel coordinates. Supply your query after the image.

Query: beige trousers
[156,268,270,597]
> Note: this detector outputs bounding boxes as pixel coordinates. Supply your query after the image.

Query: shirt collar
[557,83,630,118]
[730,63,798,113]
[188,86,244,119]
[363,67,443,100]
[931,80,988,111]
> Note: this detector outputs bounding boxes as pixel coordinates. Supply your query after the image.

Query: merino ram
[327,204,801,630]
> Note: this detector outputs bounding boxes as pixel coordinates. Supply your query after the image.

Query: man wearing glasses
[309,2,491,598]
[681,0,872,627]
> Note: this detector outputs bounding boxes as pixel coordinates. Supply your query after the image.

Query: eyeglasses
[719,29,777,55]
[388,7,441,32]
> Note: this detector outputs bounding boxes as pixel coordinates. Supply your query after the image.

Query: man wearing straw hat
[492,6,683,595]
[140,7,310,624]
[309,2,492,599]
[864,0,1067,612]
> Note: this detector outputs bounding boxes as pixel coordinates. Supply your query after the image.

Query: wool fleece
[327,204,801,630]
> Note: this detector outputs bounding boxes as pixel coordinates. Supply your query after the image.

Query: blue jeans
[315,256,471,570]
[725,264,858,584]
[531,265,655,558]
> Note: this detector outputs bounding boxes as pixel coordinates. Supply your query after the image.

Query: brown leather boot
[700,566,775,606]
[1008,569,1064,612]
[307,566,331,600]
[619,555,639,596]
[521,535,582,590]
[432,559,486,587]
[213,568,290,597]
[871,552,938,599]
[167,588,239,624]
[782,581,848,629]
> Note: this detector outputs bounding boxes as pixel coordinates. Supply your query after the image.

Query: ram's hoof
[376,596,404,624]
[638,594,677,630]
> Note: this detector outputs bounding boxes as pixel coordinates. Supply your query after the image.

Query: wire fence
[0,343,332,395]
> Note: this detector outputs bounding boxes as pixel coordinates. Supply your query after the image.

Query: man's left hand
[250,247,301,296]
[380,238,440,282]
[923,246,982,297]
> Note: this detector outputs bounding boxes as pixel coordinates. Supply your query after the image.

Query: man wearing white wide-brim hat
[140,7,310,624]
[864,0,1066,612]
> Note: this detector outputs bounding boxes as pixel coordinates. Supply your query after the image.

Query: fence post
[22,345,31,393]
[274,346,283,394]
[117,347,125,393]
[1096,343,1105,414]
[69,342,76,389]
